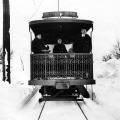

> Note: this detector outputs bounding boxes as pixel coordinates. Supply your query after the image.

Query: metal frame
[29,79,95,86]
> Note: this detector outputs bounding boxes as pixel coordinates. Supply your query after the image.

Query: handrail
[31,53,93,80]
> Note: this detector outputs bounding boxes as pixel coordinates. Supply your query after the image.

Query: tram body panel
[29,53,95,89]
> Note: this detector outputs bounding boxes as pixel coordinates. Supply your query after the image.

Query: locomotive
[28,11,95,101]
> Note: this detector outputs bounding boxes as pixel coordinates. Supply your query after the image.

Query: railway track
[37,101,46,120]
[37,100,88,120]
[75,101,88,120]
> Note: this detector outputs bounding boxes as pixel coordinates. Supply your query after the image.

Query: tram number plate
[55,82,69,89]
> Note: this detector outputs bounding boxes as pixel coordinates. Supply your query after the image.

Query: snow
[93,59,120,120]
[0,58,120,120]
[1,0,120,119]
[38,101,87,120]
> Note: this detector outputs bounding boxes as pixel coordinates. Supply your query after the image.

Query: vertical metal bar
[90,28,93,53]
[41,55,43,78]
[52,54,53,77]
[74,53,75,78]
[76,54,78,78]
[69,54,70,77]
[82,54,83,78]
[54,55,55,77]
[83,54,85,79]
[48,55,49,78]
[29,29,32,54]
[91,54,93,79]
[57,54,58,76]
[78,54,79,78]
[38,55,40,78]
[30,54,32,80]
[29,29,32,80]
[54,55,57,77]
[65,53,67,77]
[45,54,46,79]
[91,85,93,100]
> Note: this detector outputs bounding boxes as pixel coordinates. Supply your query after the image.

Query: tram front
[28,11,95,100]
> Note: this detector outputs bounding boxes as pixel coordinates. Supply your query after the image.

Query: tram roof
[30,18,93,25]
[29,18,93,35]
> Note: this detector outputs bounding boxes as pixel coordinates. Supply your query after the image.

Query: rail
[31,53,93,80]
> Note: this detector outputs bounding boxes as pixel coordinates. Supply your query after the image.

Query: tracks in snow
[37,100,88,120]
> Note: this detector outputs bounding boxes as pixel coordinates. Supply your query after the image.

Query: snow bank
[94,58,120,79]
[10,51,30,85]
[0,81,37,120]
[94,58,120,120]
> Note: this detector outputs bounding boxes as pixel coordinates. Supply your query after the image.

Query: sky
[1,0,120,60]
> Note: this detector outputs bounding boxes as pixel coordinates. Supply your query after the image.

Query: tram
[28,11,95,101]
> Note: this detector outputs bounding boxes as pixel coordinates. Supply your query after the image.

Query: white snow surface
[0,58,120,120]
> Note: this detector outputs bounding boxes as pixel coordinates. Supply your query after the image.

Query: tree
[112,40,120,59]
[102,53,112,62]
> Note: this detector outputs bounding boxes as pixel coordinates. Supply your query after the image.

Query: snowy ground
[0,58,120,120]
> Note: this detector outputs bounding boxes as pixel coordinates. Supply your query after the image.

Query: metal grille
[31,53,93,80]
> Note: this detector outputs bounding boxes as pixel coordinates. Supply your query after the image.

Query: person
[53,38,67,53]
[81,29,92,53]
[53,38,67,76]
[73,29,92,53]
[32,34,49,54]
[72,30,91,98]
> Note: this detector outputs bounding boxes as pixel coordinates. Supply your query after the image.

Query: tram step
[42,96,83,101]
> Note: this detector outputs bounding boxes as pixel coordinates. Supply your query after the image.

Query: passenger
[32,34,49,54]
[80,29,92,53]
[53,38,67,53]
[73,30,91,98]
[53,38,67,76]
[73,29,92,53]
